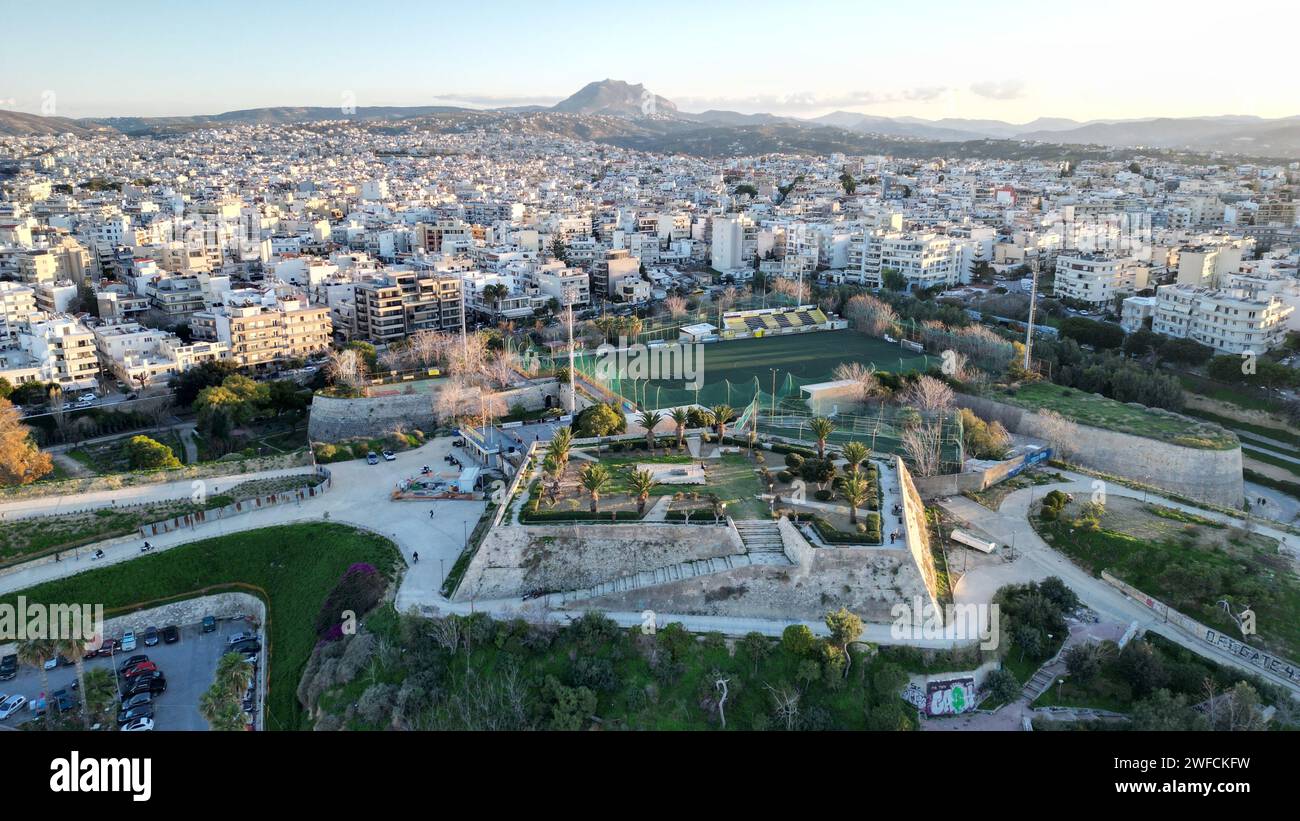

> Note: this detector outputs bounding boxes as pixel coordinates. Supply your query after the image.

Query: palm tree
[809,416,836,459]
[17,638,57,727]
[80,668,117,727]
[840,470,872,526]
[670,407,689,450]
[199,688,245,732]
[636,410,663,453]
[541,453,561,504]
[841,441,870,475]
[628,468,656,517]
[546,428,572,473]
[483,283,509,312]
[579,464,611,513]
[711,404,735,439]
[54,637,91,729]
[215,651,251,699]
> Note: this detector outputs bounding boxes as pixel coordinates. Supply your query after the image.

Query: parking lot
[0,617,262,731]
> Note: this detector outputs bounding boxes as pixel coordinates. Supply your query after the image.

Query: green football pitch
[624,330,934,407]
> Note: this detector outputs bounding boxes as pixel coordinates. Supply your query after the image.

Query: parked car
[201,616,216,633]
[366,452,379,465]
[123,661,158,679]
[120,716,154,731]
[117,704,154,726]
[230,639,261,654]
[381,450,396,461]
[43,655,66,671]
[227,631,257,646]
[124,673,166,697]
[0,654,16,681]
[121,692,153,711]
[161,625,179,644]
[143,626,159,647]
[0,694,27,719]
[118,655,149,673]
[121,630,138,651]
[87,638,118,659]
[52,688,79,713]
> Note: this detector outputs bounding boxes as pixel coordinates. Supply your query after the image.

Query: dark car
[118,654,149,673]
[229,639,261,655]
[143,627,159,647]
[121,692,152,711]
[117,704,154,725]
[124,672,166,697]
[201,616,216,633]
[87,638,118,659]
[52,688,80,713]
[161,625,180,644]
[0,654,16,681]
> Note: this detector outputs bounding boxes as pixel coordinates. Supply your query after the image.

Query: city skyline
[2,0,1297,122]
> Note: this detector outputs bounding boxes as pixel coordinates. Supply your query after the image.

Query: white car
[120,716,154,731]
[0,694,27,719]
[121,630,137,651]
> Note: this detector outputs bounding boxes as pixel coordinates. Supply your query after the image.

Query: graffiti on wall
[926,678,976,716]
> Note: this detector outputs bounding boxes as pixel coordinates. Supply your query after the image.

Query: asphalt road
[0,619,259,731]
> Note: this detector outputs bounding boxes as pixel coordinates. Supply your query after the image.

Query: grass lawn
[1181,407,1300,451]
[1241,447,1300,480]
[1178,375,1280,413]
[705,453,770,519]
[1034,498,1300,660]
[0,523,402,730]
[964,469,1066,511]
[1002,382,1238,450]
[637,330,932,407]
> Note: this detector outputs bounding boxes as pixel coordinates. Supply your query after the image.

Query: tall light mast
[1023,263,1039,370]
[566,299,577,414]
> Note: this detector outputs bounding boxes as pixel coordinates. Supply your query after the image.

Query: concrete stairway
[733,520,788,563]
[548,552,756,604]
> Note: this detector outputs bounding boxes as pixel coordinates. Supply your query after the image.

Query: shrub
[784,452,805,470]
[777,470,793,483]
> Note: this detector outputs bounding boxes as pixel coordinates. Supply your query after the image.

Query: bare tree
[433,378,477,425]
[902,375,955,412]
[1036,409,1080,461]
[664,295,688,318]
[765,682,801,731]
[844,293,899,337]
[713,672,731,730]
[900,420,945,477]
[327,348,367,391]
[832,361,880,405]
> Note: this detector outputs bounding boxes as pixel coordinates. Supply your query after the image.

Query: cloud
[969,79,1027,100]
[674,87,949,114]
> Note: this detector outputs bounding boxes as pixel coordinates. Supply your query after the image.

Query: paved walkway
[942,470,1300,696]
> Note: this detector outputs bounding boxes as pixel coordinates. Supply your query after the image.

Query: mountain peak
[551,79,677,117]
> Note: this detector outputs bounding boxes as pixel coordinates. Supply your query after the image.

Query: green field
[627,330,932,408]
[1002,382,1238,450]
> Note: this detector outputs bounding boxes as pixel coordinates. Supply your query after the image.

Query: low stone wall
[139,467,331,536]
[912,451,1039,499]
[954,392,1243,508]
[897,455,942,616]
[0,451,313,502]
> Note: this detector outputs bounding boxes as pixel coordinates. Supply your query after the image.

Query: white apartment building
[1053,254,1149,309]
[0,282,38,342]
[533,264,590,308]
[849,230,963,290]
[93,321,230,386]
[1151,283,1294,354]
[14,316,100,390]
[1120,295,1157,333]
[1176,243,1247,289]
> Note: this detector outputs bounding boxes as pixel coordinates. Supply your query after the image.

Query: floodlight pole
[1023,264,1040,370]
[566,300,576,414]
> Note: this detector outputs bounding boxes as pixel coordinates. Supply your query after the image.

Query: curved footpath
[944,470,1299,697]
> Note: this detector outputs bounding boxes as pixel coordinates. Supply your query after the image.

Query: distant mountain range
[3,79,1299,159]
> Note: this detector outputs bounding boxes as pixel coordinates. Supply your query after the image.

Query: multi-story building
[13,316,100,390]
[533,264,590,309]
[192,297,331,370]
[1053,254,1149,309]
[353,272,463,345]
[1120,295,1157,333]
[1151,283,1293,354]
[0,282,38,342]
[92,321,229,386]
[849,230,964,290]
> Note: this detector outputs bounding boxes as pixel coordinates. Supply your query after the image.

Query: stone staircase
[733,519,788,562]
[1022,660,1065,702]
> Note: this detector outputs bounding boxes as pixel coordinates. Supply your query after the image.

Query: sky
[1,0,1296,123]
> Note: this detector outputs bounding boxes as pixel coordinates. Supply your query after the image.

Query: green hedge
[809,514,881,545]
[664,508,718,523]
[520,507,642,523]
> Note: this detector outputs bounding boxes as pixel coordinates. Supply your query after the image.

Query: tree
[710,404,735,439]
[1064,641,1110,684]
[669,407,689,450]
[808,416,835,459]
[54,637,91,729]
[201,651,251,731]
[981,668,1020,704]
[343,340,379,370]
[902,375,954,412]
[573,403,625,437]
[628,468,656,517]
[824,607,863,678]
[1058,316,1124,350]
[125,435,181,470]
[832,361,880,405]
[838,172,857,195]
[781,624,817,657]
[80,668,119,726]
[840,441,869,474]
[1117,640,1167,698]
[1203,681,1267,731]
[579,464,611,513]
[636,410,663,452]
[169,359,239,407]
[0,399,53,486]
[840,470,872,526]
[740,632,771,674]
[1036,409,1080,461]
[899,421,944,477]
[1131,689,1207,731]
[664,295,688,318]
[881,268,908,292]
[0,377,11,400]
[550,237,567,263]
[17,638,57,728]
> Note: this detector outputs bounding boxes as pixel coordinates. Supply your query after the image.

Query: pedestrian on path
[412,551,419,564]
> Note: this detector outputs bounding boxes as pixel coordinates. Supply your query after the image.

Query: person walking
[412,551,419,564]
